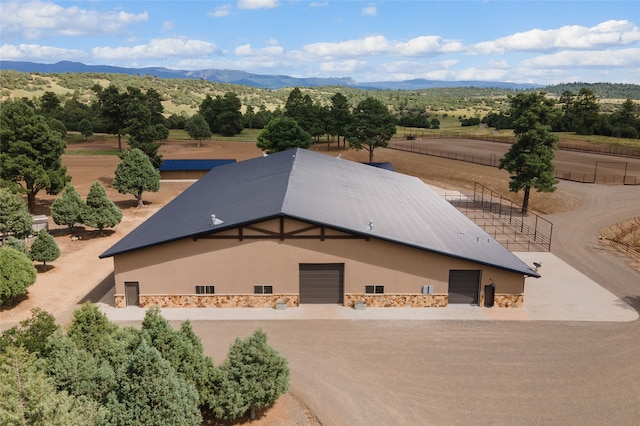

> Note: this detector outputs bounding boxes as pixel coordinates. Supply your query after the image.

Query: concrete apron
[98,252,638,323]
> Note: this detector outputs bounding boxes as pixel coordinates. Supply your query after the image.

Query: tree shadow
[0,293,30,312]
[36,264,56,273]
[200,405,273,425]
[63,227,116,241]
[99,176,114,187]
[114,199,157,210]
[32,199,53,217]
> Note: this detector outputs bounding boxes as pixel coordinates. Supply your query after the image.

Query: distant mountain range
[0,60,543,91]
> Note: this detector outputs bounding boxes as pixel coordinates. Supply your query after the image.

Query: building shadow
[619,295,640,314]
[78,271,115,305]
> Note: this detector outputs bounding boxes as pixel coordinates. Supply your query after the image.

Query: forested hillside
[3,70,638,119]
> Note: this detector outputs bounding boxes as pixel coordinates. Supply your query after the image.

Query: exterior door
[125,282,140,306]
[299,264,344,304]
[448,270,481,304]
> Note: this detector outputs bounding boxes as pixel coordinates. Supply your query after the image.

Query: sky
[1,1,639,85]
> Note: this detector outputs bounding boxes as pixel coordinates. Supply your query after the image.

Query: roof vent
[366,220,374,231]
[211,214,224,226]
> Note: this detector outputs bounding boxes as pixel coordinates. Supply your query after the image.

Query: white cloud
[310,2,328,7]
[470,20,640,55]
[521,47,640,68]
[319,59,362,74]
[161,21,175,32]
[235,43,284,57]
[237,0,279,10]
[0,1,148,40]
[0,43,86,61]
[362,5,377,17]
[300,35,463,59]
[92,38,221,60]
[209,4,233,17]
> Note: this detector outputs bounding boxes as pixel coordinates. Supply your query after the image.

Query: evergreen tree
[212,329,289,421]
[105,339,201,426]
[0,308,59,357]
[112,148,160,208]
[43,332,117,402]
[345,97,397,162]
[0,99,70,212]
[141,307,219,406]
[256,117,312,153]
[3,236,29,257]
[124,95,163,168]
[0,189,33,242]
[0,246,37,306]
[184,113,212,148]
[93,85,126,151]
[67,303,119,356]
[78,118,94,141]
[83,182,122,236]
[0,346,106,426]
[30,228,61,270]
[329,92,352,148]
[51,185,85,232]
[499,92,559,214]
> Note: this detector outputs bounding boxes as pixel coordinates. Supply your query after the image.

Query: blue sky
[1,1,639,85]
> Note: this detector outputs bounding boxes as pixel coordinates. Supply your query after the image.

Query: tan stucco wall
[111,218,525,302]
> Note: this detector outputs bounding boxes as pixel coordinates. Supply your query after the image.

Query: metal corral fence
[402,131,640,159]
[554,170,639,184]
[443,182,553,252]
[388,141,640,185]
[605,238,640,258]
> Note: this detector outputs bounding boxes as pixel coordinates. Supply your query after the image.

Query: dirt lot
[2,137,639,424]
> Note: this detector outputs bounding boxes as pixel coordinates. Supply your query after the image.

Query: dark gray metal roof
[101,148,538,277]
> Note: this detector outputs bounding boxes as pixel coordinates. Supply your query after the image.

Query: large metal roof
[100,148,538,277]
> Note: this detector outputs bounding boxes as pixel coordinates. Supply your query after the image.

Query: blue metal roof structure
[158,159,236,171]
[101,148,538,277]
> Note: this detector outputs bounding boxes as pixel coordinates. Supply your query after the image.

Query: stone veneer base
[480,293,524,308]
[114,293,523,309]
[115,294,299,308]
[344,293,448,308]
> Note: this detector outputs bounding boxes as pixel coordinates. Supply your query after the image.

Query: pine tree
[141,307,219,406]
[0,188,33,242]
[212,329,289,420]
[345,97,397,162]
[112,148,160,208]
[83,181,122,236]
[0,246,37,306]
[3,236,29,257]
[105,339,201,426]
[0,99,71,212]
[184,114,212,148]
[30,229,61,270]
[67,303,119,355]
[51,185,85,232]
[0,346,105,425]
[0,308,59,357]
[499,92,559,214]
[256,117,312,153]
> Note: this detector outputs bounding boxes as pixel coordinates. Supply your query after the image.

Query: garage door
[299,264,344,304]
[448,270,481,304]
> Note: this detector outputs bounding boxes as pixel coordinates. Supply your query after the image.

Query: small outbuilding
[158,159,236,180]
[101,148,538,309]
